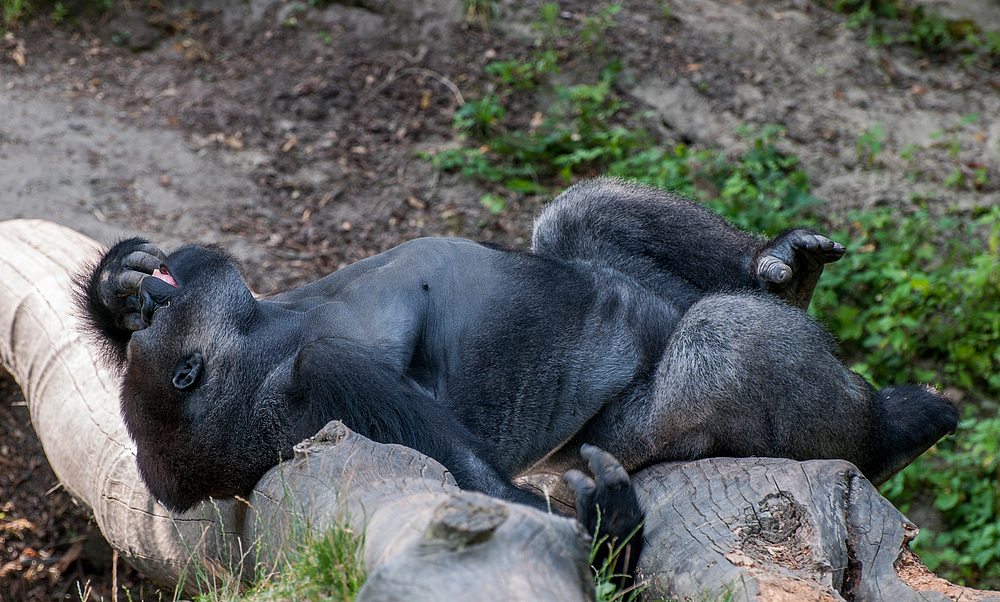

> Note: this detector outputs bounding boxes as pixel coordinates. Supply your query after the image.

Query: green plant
[590,511,646,602]
[188,514,366,602]
[578,3,622,54]
[479,193,507,214]
[239,522,366,601]
[454,96,506,138]
[831,0,898,46]
[812,206,1000,583]
[981,31,1000,57]
[2,0,28,25]
[429,3,646,193]
[882,415,1000,588]
[2,0,111,26]
[856,124,885,166]
[49,0,66,22]
[825,0,999,59]
[532,2,566,45]
[907,5,955,52]
[811,205,1000,395]
[463,0,498,32]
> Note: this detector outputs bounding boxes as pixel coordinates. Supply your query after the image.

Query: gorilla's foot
[755,229,845,310]
[563,444,644,585]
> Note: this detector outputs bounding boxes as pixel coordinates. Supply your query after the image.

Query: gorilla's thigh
[546,293,861,473]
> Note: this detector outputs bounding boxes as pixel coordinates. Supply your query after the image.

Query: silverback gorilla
[78,178,958,580]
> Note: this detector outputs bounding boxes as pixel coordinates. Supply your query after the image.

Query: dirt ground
[1,0,998,599]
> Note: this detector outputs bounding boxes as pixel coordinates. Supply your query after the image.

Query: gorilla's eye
[173,352,203,390]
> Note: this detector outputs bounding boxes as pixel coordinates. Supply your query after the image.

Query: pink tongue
[151,269,178,287]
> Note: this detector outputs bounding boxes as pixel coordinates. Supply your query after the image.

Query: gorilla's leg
[540,293,956,486]
[531,178,844,309]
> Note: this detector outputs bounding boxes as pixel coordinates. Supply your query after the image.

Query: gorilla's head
[121,245,299,512]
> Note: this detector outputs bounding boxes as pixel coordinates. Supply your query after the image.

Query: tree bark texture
[0,219,996,602]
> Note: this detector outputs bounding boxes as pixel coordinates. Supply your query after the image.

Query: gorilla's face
[119,246,292,512]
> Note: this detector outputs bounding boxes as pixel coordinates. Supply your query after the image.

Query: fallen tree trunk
[0,218,996,602]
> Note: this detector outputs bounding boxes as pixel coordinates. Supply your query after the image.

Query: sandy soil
[0,0,997,599]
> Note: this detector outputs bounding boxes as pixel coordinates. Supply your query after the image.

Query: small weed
[589,511,646,602]
[454,96,506,138]
[479,193,507,215]
[578,3,622,55]
[882,415,1000,588]
[981,31,1000,56]
[826,0,1000,60]
[973,167,989,189]
[50,0,66,22]
[2,0,28,25]
[533,2,567,44]
[3,0,111,26]
[463,0,498,32]
[239,522,366,602]
[944,167,964,188]
[856,124,885,166]
[186,500,366,602]
[907,5,956,52]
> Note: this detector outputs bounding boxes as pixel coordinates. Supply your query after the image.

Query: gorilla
[77,178,958,579]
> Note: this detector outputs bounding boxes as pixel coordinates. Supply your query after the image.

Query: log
[633,458,949,601]
[0,218,997,602]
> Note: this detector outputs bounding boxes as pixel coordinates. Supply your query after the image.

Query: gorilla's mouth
[151,268,178,287]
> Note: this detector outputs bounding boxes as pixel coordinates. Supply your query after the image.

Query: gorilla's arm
[289,337,531,503]
[291,337,644,576]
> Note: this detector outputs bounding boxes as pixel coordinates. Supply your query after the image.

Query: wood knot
[293,420,351,460]
[742,491,804,545]
[424,493,509,550]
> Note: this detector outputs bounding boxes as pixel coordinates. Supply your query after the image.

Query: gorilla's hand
[755,229,845,310]
[87,238,177,332]
[563,444,644,583]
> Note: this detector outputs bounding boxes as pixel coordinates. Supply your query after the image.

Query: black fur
[76,177,958,582]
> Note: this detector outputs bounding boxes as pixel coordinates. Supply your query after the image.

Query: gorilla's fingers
[136,243,168,263]
[124,249,166,275]
[562,468,597,498]
[121,312,147,331]
[826,239,846,260]
[581,443,630,486]
[117,269,147,294]
[758,255,792,284]
[562,468,597,517]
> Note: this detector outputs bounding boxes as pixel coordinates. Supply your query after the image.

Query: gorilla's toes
[761,230,845,281]
[788,231,846,267]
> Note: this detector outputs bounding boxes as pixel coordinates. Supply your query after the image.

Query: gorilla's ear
[173,352,203,390]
